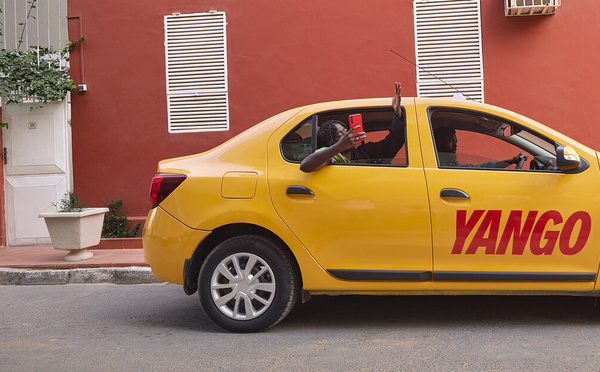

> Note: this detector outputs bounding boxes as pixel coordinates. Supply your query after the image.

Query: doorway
[2,101,72,246]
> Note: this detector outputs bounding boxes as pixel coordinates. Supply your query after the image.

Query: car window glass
[442,129,530,169]
[430,109,558,171]
[281,108,408,166]
[281,119,313,161]
[514,129,556,155]
[359,129,408,165]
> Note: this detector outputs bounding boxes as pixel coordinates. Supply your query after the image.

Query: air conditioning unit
[505,0,561,16]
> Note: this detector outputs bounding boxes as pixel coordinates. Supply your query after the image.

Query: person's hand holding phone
[349,114,364,133]
[349,114,366,145]
[338,123,365,152]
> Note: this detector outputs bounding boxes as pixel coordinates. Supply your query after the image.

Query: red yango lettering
[530,210,562,255]
[452,210,591,255]
[496,210,538,255]
[559,211,591,255]
[451,210,484,254]
[465,210,501,255]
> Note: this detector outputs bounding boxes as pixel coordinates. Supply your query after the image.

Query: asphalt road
[2,283,600,371]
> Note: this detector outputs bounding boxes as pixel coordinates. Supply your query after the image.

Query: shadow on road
[280,294,600,330]
[138,285,600,332]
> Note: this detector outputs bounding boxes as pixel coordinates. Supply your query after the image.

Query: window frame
[427,106,564,172]
[280,106,409,168]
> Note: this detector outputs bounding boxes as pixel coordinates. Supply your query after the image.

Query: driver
[435,127,528,168]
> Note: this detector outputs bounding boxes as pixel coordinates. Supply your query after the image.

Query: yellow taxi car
[143,97,598,332]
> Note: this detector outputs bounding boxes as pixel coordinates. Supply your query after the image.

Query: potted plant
[39,191,109,262]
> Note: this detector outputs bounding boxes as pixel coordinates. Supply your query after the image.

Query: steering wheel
[516,155,526,169]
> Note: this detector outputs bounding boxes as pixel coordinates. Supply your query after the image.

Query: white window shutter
[165,12,229,132]
[413,0,484,102]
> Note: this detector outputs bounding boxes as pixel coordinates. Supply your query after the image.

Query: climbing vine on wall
[0,1,82,127]
[0,46,76,106]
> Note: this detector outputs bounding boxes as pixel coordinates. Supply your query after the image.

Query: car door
[267,100,433,280]
[416,101,600,290]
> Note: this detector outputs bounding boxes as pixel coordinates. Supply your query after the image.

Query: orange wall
[67,0,600,221]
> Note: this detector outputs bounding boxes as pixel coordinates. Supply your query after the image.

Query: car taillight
[149,173,187,209]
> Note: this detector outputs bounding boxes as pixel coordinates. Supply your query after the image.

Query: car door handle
[440,188,470,198]
[286,186,315,195]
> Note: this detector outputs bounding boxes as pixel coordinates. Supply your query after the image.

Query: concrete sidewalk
[0,242,161,285]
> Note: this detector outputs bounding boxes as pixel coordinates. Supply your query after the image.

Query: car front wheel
[198,235,299,332]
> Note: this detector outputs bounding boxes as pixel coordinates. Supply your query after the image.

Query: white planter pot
[39,208,109,261]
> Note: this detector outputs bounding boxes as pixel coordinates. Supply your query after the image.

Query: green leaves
[0,46,76,106]
[0,44,80,128]
[102,199,143,238]
[55,190,87,212]
[0,0,79,128]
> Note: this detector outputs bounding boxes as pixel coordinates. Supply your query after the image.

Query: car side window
[281,119,313,162]
[281,108,408,166]
[430,109,558,171]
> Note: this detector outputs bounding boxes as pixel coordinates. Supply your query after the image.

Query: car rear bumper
[143,206,211,284]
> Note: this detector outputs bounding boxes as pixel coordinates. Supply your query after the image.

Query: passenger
[299,82,405,172]
[434,126,528,168]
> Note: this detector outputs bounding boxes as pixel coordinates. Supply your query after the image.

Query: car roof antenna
[390,49,474,101]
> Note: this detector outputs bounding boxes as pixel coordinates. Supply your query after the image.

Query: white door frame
[2,99,73,246]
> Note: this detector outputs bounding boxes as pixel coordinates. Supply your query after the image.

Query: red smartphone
[348,114,364,134]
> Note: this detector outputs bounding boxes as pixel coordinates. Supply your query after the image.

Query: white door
[2,101,71,246]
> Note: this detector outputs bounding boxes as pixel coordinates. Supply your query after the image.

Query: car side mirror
[556,145,580,171]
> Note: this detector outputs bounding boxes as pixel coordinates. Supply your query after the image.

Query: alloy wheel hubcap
[210,252,276,320]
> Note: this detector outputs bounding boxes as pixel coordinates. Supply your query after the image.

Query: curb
[0,267,162,285]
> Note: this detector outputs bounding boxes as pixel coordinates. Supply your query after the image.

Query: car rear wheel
[198,235,299,332]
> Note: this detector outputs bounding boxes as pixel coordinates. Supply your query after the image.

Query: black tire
[198,235,299,332]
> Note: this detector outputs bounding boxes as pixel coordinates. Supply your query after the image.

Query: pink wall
[67,0,600,222]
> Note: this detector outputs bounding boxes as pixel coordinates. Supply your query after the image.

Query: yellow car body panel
[143,97,600,295]
[143,206,211,284]
[143,106,334,286]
